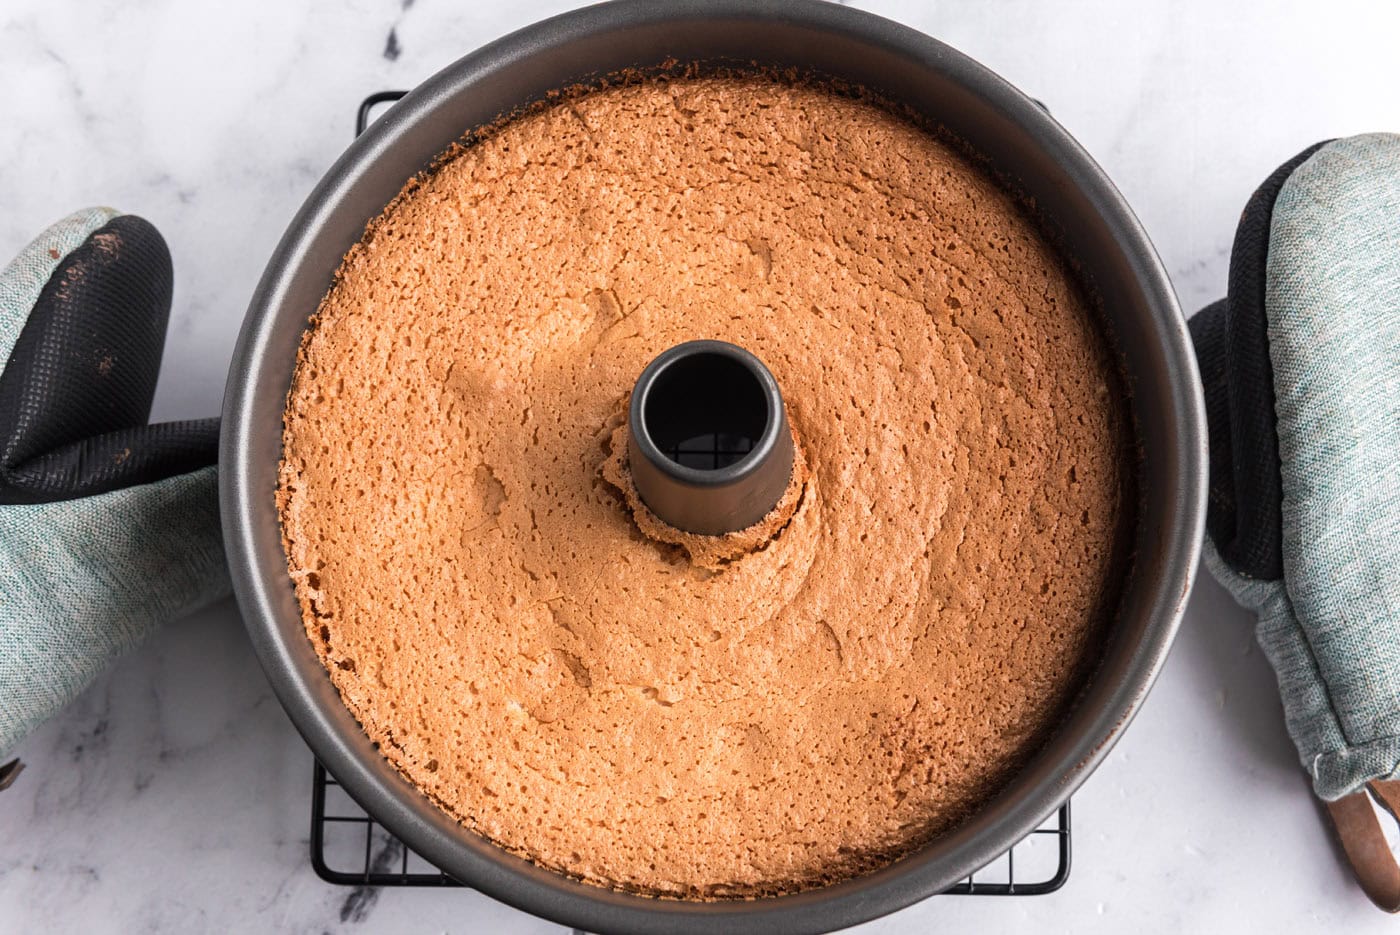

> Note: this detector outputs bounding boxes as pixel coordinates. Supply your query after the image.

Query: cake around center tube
[277,74,1130,898]
[607,338,806,567]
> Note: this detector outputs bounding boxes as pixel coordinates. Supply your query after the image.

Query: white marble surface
[3,1,1400,931]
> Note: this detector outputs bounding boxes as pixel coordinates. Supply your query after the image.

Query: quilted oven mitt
[1191,133,1400,909]
[0,208,228,778]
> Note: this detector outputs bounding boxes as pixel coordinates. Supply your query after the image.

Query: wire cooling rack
[312,761,1070,895]
[306,90,1073,900]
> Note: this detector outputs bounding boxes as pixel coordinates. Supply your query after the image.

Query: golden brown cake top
[278,75,1129,897]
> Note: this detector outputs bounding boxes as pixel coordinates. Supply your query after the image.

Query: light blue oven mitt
[1191,133,1400,908]
[0,208,228,772]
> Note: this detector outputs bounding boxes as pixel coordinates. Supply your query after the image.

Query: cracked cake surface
[278,75,1130,897]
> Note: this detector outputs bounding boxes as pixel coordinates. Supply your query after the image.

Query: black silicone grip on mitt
[0,215,218,505]
[1188,141,1329,581]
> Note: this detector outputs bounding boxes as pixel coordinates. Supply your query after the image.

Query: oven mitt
[1191,133,1400,910]
[0,207,227,773]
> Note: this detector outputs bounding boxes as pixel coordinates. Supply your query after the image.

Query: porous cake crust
[278,75,1129,897]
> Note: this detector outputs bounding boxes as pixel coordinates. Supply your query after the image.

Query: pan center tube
[627,340,795,536]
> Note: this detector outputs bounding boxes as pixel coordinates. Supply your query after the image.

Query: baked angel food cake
[278,74,1131,897]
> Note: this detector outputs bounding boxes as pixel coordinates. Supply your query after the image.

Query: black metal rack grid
[312,761,1070,895]
[667,431,755,470]
[306,90,1074,901]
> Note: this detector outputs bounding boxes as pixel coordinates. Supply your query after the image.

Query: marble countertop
[3,0,1399,931]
